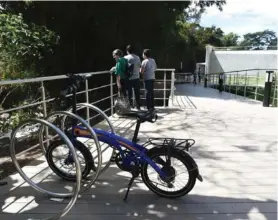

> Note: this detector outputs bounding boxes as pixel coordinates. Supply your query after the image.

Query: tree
[0,13,59,79]
[221,32,240,47]
[184,0,226,23]
[0,1,226,74]
[239,29,277,50]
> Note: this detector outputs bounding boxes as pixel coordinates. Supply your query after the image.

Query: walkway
[0,84,277,220]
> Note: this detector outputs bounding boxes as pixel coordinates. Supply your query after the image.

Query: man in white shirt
[124,45,142,110]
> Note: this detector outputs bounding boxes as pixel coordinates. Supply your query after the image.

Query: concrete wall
[205,45,278,75]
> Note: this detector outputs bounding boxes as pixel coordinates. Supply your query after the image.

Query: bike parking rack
[62,103,116,174]
[10,118,82,220]
[38,110,103,194]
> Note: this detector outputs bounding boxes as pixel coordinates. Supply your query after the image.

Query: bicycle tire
[46,139,94,181]
[141,147,197,198]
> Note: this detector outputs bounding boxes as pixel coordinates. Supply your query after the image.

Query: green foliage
[0,13,59,79]
[239,29,277,50]
[193,25,224,47]
[0,1,226,74]
[221,32,240,47]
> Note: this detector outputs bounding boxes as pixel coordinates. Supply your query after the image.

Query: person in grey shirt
[124,45,141,109]
[140,49,157,111]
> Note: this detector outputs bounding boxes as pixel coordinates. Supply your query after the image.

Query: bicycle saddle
[122,110,157,123]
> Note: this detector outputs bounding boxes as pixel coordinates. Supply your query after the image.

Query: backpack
[114,91,131,115]
[123,58,134,78]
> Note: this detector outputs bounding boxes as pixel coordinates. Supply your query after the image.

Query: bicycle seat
[122,110,157,123]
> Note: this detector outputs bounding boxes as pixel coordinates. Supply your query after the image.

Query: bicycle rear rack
[143,138,195,152]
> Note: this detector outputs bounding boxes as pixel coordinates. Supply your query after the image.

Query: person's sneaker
[135,106,141,111]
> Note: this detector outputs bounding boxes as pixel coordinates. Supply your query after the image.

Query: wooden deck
[0,84,277,220]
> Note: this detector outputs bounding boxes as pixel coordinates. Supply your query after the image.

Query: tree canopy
[240,29,277,50]
[0,1,226,77]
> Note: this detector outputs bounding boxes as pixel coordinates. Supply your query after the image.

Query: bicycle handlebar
[59,73,93,98]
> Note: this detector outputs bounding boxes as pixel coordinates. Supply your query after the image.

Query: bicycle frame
[70,125,167,178]
[61,74,167,178]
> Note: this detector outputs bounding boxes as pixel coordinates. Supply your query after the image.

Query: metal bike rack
[38,111,102,194]
[62,103,116,174]
[10,118,82,220]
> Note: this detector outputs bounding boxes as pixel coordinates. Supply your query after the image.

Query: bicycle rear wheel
[141,147,197,198]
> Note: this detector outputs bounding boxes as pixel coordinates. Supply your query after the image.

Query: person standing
[140,49,157,111]
[112,49,128,97]
[124,45,141,110]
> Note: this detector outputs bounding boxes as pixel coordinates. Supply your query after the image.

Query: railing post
[110,73,114,115]
[204,75,207,88]
[272,74,277,106]
[255,71,259,100]
[171,70,175,106]
[218,73,224,92]
[163,71,166,107]
[223,74,226,92]
[244,71,247,97]
[263,71,274,107]
[41,81,47,118]
[229,74,231,93]
[236,72,238,95]
[41,81,49,146]
[85,79,90,121]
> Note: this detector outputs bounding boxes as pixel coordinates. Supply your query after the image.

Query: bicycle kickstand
[123,167,139,202]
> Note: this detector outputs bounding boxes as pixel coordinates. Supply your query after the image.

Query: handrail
[206,68,277,76]
[0,68,175,85]
[213,46,278,51]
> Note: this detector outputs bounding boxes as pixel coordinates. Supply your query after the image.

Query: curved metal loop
[63,103,116,174]
[10,118,81,220]
[39,110,102,194]
[66,103,116,133]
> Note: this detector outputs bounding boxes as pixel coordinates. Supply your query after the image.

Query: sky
[199,0,278,38]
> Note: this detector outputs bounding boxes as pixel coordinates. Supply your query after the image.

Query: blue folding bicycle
[45,73,203,201]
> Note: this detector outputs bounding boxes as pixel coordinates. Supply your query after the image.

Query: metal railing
[204,69,278,106]
[0,68,175,115]
[0,68,175,172]
[213,46,278,51]
[174,72,193,84]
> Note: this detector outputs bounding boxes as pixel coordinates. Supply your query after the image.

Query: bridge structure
[0,68,277,220]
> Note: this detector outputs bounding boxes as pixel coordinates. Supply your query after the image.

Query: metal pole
[171,71,175,106]
[272,74,277,106]
[236,72,238,95]
[41,81,47,117]
[110,73,114,115]
[223,74,226,92]
[263,71,273,107]
[85,79,90,121]
[41,81,49,147]
[229,74,231,93]
[163,71,166,107]
[255,71,259,100]
[244,71,247,97]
